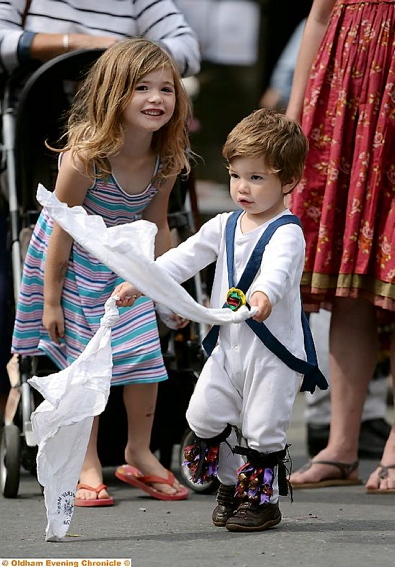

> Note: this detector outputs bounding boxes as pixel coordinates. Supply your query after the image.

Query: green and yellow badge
[226,287,247,311]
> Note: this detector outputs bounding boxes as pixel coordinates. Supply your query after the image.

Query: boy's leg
[184,353,244,524]
[212,429,243,527]
[226,363,300,531]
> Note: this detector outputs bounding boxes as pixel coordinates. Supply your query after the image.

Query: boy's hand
[249,291,272,322]
[113,282,142,307]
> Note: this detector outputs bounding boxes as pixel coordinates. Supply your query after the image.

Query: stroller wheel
[0,424,21,498]
[21,444,38,476]
[178,428,219,494]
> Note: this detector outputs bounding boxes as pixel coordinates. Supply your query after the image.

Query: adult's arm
[134,0,200,77]
[261,18,306,110]
[286,0,336,123]
[0,0,200,76]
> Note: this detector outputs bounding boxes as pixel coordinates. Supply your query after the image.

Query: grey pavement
[1,393,394,567]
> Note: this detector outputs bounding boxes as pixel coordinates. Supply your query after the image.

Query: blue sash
[202,211,328,394]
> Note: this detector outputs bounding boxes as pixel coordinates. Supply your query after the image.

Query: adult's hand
[31,33,119,62]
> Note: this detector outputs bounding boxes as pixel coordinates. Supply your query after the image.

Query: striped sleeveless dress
[12,162,168,386]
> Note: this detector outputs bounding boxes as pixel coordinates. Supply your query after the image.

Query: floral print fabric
[291,0,395,312]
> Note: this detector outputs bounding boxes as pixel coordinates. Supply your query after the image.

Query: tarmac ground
[1,392,394,567]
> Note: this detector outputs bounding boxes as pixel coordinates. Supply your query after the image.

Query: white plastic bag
[29,296,119,541]
[36,184,255,326]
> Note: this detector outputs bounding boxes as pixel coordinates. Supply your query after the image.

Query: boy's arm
[114,214,225,307]
[155,213,224,283]
[249,224,305,308]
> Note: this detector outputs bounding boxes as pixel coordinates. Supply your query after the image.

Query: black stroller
[0,49,215,498]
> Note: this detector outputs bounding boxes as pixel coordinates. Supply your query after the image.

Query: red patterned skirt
[291,0,395,314]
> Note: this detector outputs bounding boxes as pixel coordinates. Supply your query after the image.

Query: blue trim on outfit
[202,211,328,394]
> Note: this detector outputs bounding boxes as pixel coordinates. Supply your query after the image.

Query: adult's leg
[291,297,378,485]
[365,325,395,491]
[123,382,183,495]
[306,309,390,458]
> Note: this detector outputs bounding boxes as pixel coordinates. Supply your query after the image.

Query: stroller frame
[0,49,112,497]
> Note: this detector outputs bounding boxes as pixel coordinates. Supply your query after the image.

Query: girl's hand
[42,304,65,344]
[113,282,143,307]
[249,291,272,323]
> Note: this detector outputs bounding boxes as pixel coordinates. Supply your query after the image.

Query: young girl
[11,38,192,505]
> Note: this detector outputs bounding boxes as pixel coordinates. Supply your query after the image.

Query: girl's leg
[123,382,183,495]
[291,297,378,484]
[76,416,110,500]
[365,325,395,491]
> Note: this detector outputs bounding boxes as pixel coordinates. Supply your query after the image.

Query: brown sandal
[291,460,363,489]
[366,464,395,494]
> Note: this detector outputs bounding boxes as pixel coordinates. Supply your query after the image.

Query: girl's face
[229,156,295,223]
[122,68,176,133]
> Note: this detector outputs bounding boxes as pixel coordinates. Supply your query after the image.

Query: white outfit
[0,0,200,76]
[157,209,306,493]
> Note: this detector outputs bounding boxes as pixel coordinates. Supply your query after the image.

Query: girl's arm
[286,0,335,123]
[114,175,175,309]
[43,151,92,343]
[142,175,177,257]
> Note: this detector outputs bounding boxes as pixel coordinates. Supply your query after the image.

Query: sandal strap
[77,483,108,494]
[303,460,359,479]
[136,471,175,486]
[377,463,395,479]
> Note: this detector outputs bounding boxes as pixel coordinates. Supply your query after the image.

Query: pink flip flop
[115,464,189,501]
[74,483,114,507]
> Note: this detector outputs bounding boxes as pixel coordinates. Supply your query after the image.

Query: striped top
[12,162,168,385]
[0,0,200,76]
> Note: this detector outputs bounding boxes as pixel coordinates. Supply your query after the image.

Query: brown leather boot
[212,483,238,527]
[225,501,281,532]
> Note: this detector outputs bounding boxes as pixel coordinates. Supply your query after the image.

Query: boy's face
[228,157,294,223]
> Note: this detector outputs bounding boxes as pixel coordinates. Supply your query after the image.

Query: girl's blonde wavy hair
[56,38,192,182]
